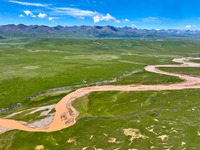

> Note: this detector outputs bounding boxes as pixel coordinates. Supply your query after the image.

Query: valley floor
[1,39,200,149]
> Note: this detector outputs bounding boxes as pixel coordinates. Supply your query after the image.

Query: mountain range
[1,24,200,39]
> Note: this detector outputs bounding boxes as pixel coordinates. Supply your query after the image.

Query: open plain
[0,39,200,149]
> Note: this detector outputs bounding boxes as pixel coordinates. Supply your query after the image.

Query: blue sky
[0,0,200,29]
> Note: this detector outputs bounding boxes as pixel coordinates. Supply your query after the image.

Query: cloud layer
[142,17,160,22]
[9,0,122,24]
[9,0,49,7]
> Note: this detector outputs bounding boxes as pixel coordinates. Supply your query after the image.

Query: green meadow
[1,89,200,149]
[159,67,200,77]
[0,38,200,149]
[1,39,200,108]
[191,59,200,64]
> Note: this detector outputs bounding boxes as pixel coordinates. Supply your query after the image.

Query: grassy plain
[1,39,200,108]
[1,38,200,149]
[191,59,200,63]
[159,67,200,77]
[1,89,200,149]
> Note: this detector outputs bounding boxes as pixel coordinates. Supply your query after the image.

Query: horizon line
[0,23,199,31]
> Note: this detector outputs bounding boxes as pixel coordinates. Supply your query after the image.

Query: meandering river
[0,57,200,134]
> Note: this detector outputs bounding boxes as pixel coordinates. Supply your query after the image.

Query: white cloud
[53,7,97,17]
[22,10,54,22]
[9,0,49,7]
[123,19,130,22]
[93,13,120,23]
[53,7,121,23]
[9,0,122,24]
[102,13,116,21]
[48,17,53,21]
[38,13,47,19]
[19,14,24,18]
[116,20,120,23]
[132,24,136,27]
[184,25,197,29]
[185,25,191,29]
[48,17,59,20]
[23,10,32,16]
[142,17,160,22]
[48,17,56,23]
[23,10,36,18]
[93,16,100,23]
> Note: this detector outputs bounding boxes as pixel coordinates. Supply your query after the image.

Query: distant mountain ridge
[0,24,200,38]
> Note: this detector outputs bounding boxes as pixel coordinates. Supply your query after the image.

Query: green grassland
[2,39,198,108]
[159,67,200,77]
[1,38,200,149]
[110,70,183,85]
[191,59,200,64]
[1,89,200,149]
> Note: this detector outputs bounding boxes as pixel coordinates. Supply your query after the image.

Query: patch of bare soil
[35,145,44,150]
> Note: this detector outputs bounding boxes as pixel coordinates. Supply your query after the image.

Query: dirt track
[0,57,200,133]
